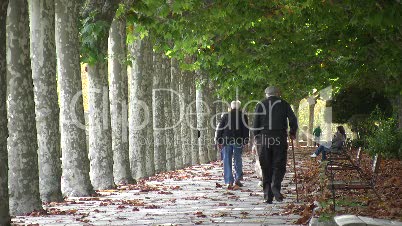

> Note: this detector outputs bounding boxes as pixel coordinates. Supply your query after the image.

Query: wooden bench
[325,147,363,176]
[327,154,381,211]
[325,140,352,162]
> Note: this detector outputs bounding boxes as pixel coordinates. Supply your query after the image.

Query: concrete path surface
[11,154,303,226]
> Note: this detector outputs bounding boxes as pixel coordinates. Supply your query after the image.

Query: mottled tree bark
[163,55,175,171]
[129,35,154,179]
[109,18,133,185]
[87,63,114,189]
[83,0,118,191]
[144,39,155,177]
[196,72,209,164]
[207,82,216,162]
[55,0,93,197]
[307,97,316,147]
[209,96,218,162]
[323,100,333,142]
[180,71,192,167]
[6,0,42,215]
[153,52,167,173]
[189,74,199,165]
[0,0,10,224]
[171,58,183,170]
[29,0,63,202]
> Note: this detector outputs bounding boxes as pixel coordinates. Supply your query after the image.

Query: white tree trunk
[180,71,192,167]
[163,55,175,171]
[196,72,210,164]
[129,35,154,179]
[55,0,93,197]
[207,82,216,162]
[190,74,199,165]
[29,0,63,202]
[308,100,316,147]
[323,100,332,142]
[153,52,167,173]
[6,0,42,215]
[0,0,9,223]
[109,18,133,185]
[196,87,208,164]
[171,58,183,169]
[144,38,155,177]
[209,97,218,162]
[87,63,114,190]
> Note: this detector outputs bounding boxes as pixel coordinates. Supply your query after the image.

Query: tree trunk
[171,58,183,169]
[180,71,192,167]
[189,73,199,165]
[144,39,155,177]
[55,0,93,197]
[0,0,9,224]
[163,55,175,171]
[207,82,217,162]
[82,1,118,191]
[214,99,224,161]
[307,97,316,147]
[293,104,300,147]
[87,58,114,190]
[109,17,133,185]
[29,0,63,203]
[323,100,333,142]
[6,0,42,215]
[196,74,208,164]
[153,52,167,173]
[129,35,154,179]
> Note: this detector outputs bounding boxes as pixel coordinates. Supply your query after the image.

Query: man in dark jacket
[216,100,249,188]
[253,86,298,204]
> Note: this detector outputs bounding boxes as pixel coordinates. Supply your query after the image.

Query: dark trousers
[256,133,288,201]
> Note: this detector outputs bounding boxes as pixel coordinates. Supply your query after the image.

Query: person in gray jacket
[253,86,298,204]
[310,125,346,160]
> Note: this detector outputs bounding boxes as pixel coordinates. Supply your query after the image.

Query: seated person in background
[310,126,346,161]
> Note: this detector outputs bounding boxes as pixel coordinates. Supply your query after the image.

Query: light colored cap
[265,86,280,96]
[230,100,241,109]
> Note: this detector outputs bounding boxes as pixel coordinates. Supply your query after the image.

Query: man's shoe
[227,183,234,189]
[264,199,273,204]
[274,193,284,202]
[310,153,317,158]
[235,181,243,187]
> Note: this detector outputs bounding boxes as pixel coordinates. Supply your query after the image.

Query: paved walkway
[12,153,303,226]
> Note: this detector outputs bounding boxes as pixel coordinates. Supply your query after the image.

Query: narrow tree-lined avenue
[1,0,401,224]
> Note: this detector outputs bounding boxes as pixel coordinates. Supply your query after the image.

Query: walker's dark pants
[256,133,288,202]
